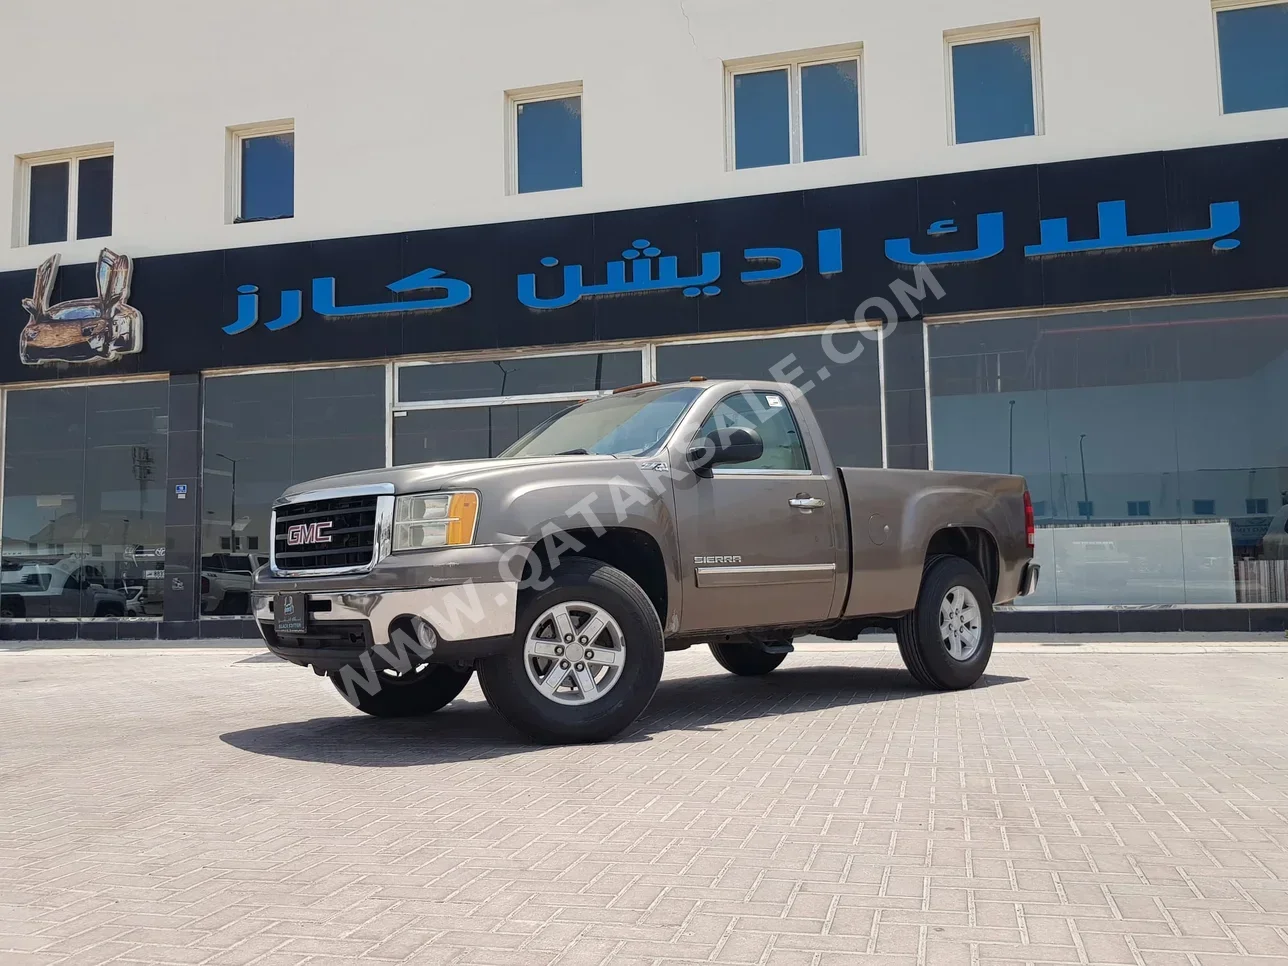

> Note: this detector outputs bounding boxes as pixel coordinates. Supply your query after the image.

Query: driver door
[673,389,842,632]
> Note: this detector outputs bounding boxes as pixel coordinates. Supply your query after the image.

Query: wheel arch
[520,526,672,629]
[923,526,1000,600]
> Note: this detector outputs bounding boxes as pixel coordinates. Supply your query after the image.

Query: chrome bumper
[252,580,518,646]
[1019,562,1041,597]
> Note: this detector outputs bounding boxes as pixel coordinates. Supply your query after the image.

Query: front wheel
[709,642,788,676]
[896,556,994,690]
[478,558,664,744]
[330,663,473,718]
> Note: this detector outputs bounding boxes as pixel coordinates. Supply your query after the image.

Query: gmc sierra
[252,378,1039,743]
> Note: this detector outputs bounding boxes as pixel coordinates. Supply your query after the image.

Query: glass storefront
[393,351,642,464]
[655,332,884,467]
[2,296,1285,628]
[200,366,385,614]
[929,296,1288,606]
[1,380,168,619]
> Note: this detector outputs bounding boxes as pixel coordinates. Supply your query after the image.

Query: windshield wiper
[555,448,590,456]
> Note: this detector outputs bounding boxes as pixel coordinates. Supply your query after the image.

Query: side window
[694,391,809,471]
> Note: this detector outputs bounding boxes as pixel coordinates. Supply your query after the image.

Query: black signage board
[2,137,1285,385]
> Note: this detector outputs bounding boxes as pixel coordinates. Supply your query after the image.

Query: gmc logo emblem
[285,521,333,546]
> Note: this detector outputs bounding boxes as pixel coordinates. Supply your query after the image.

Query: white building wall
[1,0,1287,273]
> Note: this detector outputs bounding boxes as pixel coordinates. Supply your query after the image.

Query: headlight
[393,491,479,551]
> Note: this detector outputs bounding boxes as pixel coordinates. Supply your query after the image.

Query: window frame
[692,389,813,475]
[505,81,584,196]
[724,44,864,172]
[1212,0,1288,115]
[225,119,295,225]
[13,143,114,248]
[393,346,650,412]
[943,20,1045,146]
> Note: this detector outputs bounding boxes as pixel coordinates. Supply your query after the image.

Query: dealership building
[1,0,1287,640]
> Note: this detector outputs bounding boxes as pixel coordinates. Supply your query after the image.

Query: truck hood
[279,454,622,500]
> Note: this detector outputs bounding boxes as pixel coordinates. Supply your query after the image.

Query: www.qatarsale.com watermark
[330,264,947,706]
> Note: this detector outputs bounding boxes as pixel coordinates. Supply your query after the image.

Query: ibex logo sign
[20,249,143,365]
[285,521,333,546]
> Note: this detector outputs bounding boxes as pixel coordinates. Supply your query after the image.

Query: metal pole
[229,460,236,552]
[1008,400,1015,475]
[214,454,240,551]
[1079,434,1089,518]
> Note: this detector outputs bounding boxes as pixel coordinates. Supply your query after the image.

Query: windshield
[500,386,702,458]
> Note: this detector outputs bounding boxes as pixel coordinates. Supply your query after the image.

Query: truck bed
[836,467,1031,618]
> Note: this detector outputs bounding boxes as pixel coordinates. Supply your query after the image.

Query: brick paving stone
[3,642,1288,965]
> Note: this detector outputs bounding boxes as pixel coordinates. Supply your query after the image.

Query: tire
[329,664,473,718]
[1,596,24,619]
[896,555,994,690]
[477,558,664,744]
[95,602,125,619]
[709,642,788,676]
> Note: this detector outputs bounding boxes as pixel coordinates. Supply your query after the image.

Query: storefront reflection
[200,366,386,616]
[1,382,169,620]
[929,297,1288,606]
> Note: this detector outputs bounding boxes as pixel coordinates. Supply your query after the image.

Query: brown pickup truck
[253,378,1039,743]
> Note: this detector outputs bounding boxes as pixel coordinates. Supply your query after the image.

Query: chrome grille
[273,495,378,572]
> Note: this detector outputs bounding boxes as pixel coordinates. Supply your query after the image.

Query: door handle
[789,496,826,510]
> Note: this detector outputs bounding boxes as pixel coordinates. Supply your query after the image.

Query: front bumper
[1018,561,1041,597]
[252,546,520,672]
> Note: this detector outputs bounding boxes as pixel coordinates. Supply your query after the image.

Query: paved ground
[4,640,1288,966]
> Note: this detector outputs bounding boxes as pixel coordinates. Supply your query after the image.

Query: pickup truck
[252,378,1039,743]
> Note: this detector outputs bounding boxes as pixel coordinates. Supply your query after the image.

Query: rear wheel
[896,556,994,690]
[478,558,664,744]
[330,663,473,718]
[709,642,788,676]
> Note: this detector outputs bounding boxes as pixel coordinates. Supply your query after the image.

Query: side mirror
[686,426,764,476]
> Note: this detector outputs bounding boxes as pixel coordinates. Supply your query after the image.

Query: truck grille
[273,495,378,572]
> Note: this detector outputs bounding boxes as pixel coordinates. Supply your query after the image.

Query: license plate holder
[275,592,308,634]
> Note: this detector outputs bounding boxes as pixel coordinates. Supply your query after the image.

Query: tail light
[200,576,210,594]
[1023,490,1035,552]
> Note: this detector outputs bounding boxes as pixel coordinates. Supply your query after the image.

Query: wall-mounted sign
[220,200,1244,335]
[0,137,1284,384]
[19,249,142,366]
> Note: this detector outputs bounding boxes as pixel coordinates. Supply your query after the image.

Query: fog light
[411,617,438,657]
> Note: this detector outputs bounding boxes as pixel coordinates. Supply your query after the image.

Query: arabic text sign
[222,198,1241,335]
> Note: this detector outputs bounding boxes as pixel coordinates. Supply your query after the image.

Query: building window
[394,350,643,464]
[1128,501,1151,517]
[1248,498,1270,515]
[726,47,862,170]
[17,147,113,246]
[201,366,385,615]
[1076,501,1094,518]
[1,381,167,619]
[928,295,1288,608]
[946,23,1043,144]
[508,83,582,194]
[1216,1,1288,114]
[228,121,294,223]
